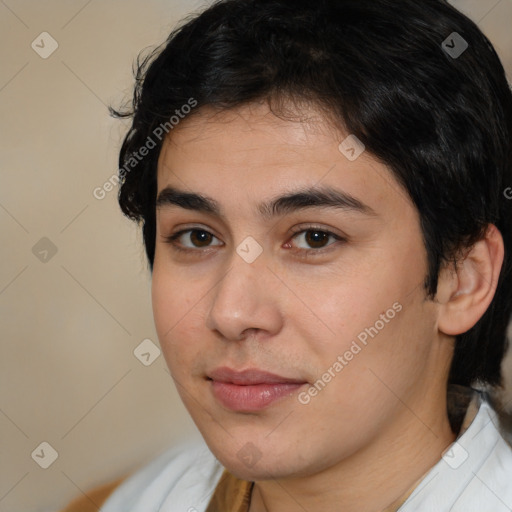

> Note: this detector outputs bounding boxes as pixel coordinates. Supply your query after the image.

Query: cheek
[151,267,177,339]
[292,257,431,384]
[287,263,402,351]
[298,299,435,448]
[151,267,205,374]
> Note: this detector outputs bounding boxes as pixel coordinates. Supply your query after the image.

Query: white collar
[400,391,512,511]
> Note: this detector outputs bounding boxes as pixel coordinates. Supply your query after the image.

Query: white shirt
[101,391,512,511]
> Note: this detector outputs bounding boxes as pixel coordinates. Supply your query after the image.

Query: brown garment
[205,469,254,512]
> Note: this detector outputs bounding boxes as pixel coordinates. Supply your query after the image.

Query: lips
[208,366,307,385]
[207,367,307,411]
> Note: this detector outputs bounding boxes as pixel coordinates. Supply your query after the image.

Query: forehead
[159,102,339,168]
[155,102,413,218]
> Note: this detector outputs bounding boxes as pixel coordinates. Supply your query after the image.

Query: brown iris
[303,230,330,249]
[190,230,213,247]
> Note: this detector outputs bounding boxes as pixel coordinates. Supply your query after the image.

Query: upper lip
[208,367,307,385]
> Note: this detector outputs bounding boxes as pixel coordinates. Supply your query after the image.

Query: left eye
[289,229,343,250]
[167,229,223,249]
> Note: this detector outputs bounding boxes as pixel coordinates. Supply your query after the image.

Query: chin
[207,438,301,481]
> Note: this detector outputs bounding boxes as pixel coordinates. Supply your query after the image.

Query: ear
[436,224,504,336]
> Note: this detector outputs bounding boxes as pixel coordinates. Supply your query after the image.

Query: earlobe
[437,224,504,337]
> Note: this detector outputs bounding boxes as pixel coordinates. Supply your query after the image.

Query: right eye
[164,228,224,252]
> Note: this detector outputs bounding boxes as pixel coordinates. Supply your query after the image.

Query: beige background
[1,1,511,511]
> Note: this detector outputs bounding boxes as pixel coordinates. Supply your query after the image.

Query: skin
[151,101,502,512]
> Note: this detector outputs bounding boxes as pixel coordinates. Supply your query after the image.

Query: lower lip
[210,380,305,411]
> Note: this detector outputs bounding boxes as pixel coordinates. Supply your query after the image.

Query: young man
[64,0,512,510]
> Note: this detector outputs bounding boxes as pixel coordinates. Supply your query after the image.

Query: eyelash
[163,225,346,257]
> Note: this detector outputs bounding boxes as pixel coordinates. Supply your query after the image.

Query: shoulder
[451,400,512,510]
[445,400,512,511]
[402,396,512,512]
[101,438,224,512]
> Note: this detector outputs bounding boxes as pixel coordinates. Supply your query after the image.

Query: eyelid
[287,224,347,253]
[288,223,345,238]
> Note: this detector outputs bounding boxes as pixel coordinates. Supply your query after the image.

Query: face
[152,101,447,481]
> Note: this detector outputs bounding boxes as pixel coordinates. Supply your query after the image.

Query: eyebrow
[155,185,377,219]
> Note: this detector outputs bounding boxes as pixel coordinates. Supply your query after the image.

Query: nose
[205,252,283,341]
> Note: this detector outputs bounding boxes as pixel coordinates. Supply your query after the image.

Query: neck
[248,388,456,512]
